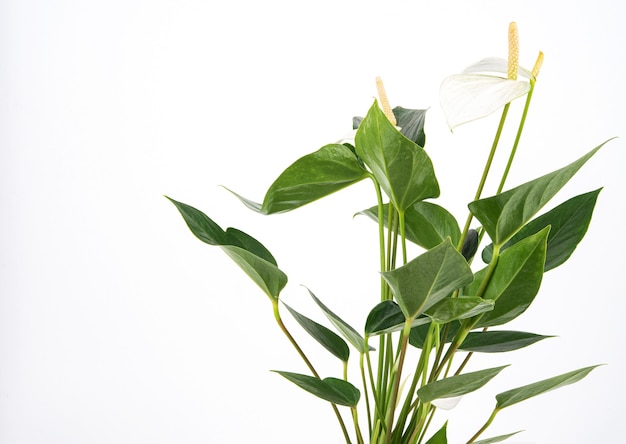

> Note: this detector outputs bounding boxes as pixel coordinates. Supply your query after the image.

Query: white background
[2,1,625,443]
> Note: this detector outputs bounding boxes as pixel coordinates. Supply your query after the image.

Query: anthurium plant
[168,23,611,444]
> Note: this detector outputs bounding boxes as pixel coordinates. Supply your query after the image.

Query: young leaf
[459,330,553,353]
[495,365,601,409]
[474,431,523,444]
[228,143,369,214]
[481,189,602,271]
[167,197,288,300]
[355,100,440,212]
[282,302,350,362]
[425,422,448,444]
[426,297,494,323]
[382,239,474,319]
[466,227,549,328]
[306,288,373,353]
[417,366,508,403]
[273,371,360,407]
[469,141,609,247]
[358,201,461,250]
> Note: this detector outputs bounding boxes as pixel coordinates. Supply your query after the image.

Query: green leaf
[426,297,494,323]
[382,239,474,319]
[425,422,447,444]
[469,141,609,247]
[364,301,431,336]
[393,106,427,147]
[418,366,508,403]
[228,143,369,214]
[358,201,461,250]
[474,431,523,444]
[282,302,349,362]
[495,365,601,409]
[409,320,460,349]
[273,371,360,407]
[307,288,373,353]
[355,100,440,212]
[167,197,287,300]
[481,189,602,271]
[467,227,549,328]
[459,330,553,353]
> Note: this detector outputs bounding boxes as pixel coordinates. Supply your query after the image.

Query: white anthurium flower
[431,395,463,410]
[440,57,535,131]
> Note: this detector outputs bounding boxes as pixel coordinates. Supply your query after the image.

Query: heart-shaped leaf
[355,100,440,212]
[482,189,602,271]
[167,197,287,300]
[417,366,508,403]
[282,302,349,362]
[228,143,369,214]
[382,239,474,319]
[273,371,360,407]
[469,141,608,247]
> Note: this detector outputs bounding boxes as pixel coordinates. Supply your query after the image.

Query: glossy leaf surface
[355,100,440,212]
[282,302,349,362]
[459,330,553,353]
[469,142,607,247]
[482,189,602,271]
[409,321,460,349]
[354,106,428,146]
[167,197,287,300]
[495,365,600,409]
[425,422,448,444]
[307,288,372,353]
[417,366,508,403]
[382,239,473,319]
[273,371,360,407]
[467,227,549,328]
[358,201,461,250]
[426,297,494,323]
[364,301,431,336]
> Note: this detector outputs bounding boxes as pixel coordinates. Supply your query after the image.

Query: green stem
[272,301,352,444]
[466,408,500,443]
[360,351,373,437]
[458,103,511,251]
[384,319,412,444]
[352,407,366,444]
[496,82,535,195]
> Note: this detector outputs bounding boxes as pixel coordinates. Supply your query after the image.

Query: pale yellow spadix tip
[508,22,519,80]
[532,51,544,78]
[376,77,397,125]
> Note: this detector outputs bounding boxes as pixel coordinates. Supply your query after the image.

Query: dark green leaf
[393,106,427,147]
[459,330,553,353]
[307,288,373,353]
[482,189,602,271]
[462,228,479,261]
[425,422,447,444]
[418,366,508,403]
[228,144,369,214]
[382,239,473,319]
[409,320,460,349]
[355,100,439,212]
[426,297,494,323]
[469,141,609,247]
[495,365,601,409]
[474,431,523,444]
[466,227,549,328]
[167,196,287,300]
[358,201,461,250]
[282,302,349,362]
[273,371,360,407]
[364,301,431,336]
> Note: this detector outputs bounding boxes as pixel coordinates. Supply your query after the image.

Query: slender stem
[466,408,500,443]
[360,351,373,436]
[352,407,366,444]
[384,320,412,444]
[496,82,535,195]
[272,301,352,443]
[458,103,511,251]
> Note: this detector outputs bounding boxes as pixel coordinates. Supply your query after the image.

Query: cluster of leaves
[168,33,609,444]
